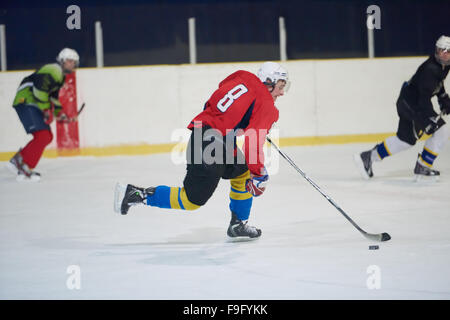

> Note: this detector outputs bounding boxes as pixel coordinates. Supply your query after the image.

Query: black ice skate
[353,147,375,180]
[227,212,262,240]
[414,154,440,182]
[7,150,41,182]
[114,183,155,215]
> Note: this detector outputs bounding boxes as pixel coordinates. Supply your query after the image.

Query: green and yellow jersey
[13,63,65,116]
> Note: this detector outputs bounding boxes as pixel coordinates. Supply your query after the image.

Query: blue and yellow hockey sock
[375,136,412,161]
[229,171,253,221]
[147,186,200,210]
[419,147,438,167]
[375,141,391,160]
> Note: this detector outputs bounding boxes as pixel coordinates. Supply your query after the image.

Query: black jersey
[401,55,449,118]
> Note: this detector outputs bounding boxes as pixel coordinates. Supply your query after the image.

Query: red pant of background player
[20,129,53,168]
[10,104,54,178]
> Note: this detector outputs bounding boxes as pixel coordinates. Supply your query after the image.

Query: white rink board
[1,57,448,152]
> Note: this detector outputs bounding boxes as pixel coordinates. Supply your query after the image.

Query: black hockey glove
[438,93,450,115]
[43,108,53,125]
[424,119,439,135]
[423,116,446,135]
[56,112,69,122]
[413,112,438,135]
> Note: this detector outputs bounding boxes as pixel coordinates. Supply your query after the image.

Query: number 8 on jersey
[217,84,248,112]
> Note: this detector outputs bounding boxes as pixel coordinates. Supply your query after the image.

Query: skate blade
[353,153,370,180]
[114,183,127,214]
[414,174,439,183]
[226,235,261,243]
[16,174,41,182]
[5,162,19,176]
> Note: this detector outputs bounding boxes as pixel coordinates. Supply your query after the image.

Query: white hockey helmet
[257,61,290,91]
[436,35,450,52]
[57,48,80,67]
[435,35,450,66]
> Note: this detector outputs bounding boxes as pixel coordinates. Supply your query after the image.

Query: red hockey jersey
[188,70,279,176]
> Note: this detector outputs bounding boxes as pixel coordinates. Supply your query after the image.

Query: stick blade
[381,232,391,242]
[364,232,391,242]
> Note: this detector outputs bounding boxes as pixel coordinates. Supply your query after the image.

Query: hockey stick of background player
[58,102,86,123]
[77,102,86,116]
[266,136,391,242]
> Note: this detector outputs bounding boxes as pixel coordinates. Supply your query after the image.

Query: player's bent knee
[174,187,202,211]
[183,183,216,207]
[181,196,201,211]
[184,193,207,208]
[34,129,53,146]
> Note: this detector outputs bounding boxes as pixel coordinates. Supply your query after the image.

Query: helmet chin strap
[263,81,275,93]
[64,67,75,74]
[435,52,450,67]
[59,60,76,74]
[60,64,72,74]
[266,85,275,93]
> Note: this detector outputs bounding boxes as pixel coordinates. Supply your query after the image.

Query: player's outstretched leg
[114,183,155,215]
[354,147,375,179]
[227,212,261,239]
[414,153,440,181]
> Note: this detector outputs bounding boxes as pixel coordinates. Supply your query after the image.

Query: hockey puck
[369,245,379,250]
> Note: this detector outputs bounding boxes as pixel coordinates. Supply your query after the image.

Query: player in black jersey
[355,35,450,180]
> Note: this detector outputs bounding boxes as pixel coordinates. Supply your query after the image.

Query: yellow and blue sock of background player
[229,170,253,221]
[375,140,391,160]
[419,147,437,167]
[376,139,438,167]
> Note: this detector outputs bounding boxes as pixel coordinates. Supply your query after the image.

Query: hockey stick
[77,102,86,116]
[266,137,391,242]
[58,103,86,123]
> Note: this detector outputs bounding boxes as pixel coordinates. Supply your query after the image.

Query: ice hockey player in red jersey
[115,62,289,239]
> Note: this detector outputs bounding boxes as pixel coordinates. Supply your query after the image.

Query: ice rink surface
[1,142,449,300]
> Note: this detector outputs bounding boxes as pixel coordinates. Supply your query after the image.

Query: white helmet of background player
[257,61,290,92]
[435,35,450,66]
[57,48,80,70]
